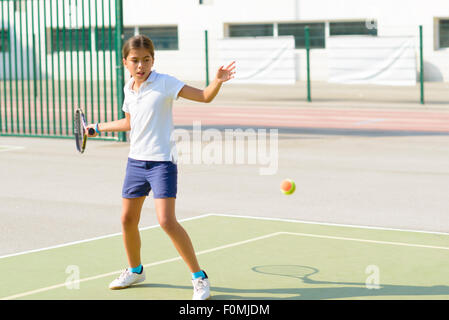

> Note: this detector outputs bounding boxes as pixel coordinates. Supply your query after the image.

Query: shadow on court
[1,212,448,300]
[129,264,449,300]
[175,124,449,138]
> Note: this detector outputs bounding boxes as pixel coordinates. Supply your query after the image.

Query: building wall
[1,0,447,82]
[123,0,449,82]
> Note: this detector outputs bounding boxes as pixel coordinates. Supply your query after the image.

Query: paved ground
[1,81,448,257]
[186,81,449,109]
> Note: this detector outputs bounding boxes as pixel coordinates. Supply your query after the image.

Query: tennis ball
[280,179,296,195]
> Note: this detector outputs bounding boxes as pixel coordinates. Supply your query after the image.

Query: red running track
[173,105,449,133]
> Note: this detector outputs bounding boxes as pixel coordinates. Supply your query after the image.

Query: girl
[86,34,235,300]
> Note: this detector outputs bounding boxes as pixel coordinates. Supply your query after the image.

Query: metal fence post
[205,29,210,87]
[115,0,126,142]
[305,26,311,102]
[0,0,121,140]
[419,25,425,105]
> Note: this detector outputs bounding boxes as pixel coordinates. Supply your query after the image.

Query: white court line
[2,212,448,260]
[0,214,214,260]
[1,232,283,300]
[281,232,449,251]
[209,213,449,236]
[3,230,449,300]
[0,145,25,153]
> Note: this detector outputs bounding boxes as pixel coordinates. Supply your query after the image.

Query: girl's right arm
[86,112,131,137]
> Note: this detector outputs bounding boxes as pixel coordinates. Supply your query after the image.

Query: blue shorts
[122,158,178,199]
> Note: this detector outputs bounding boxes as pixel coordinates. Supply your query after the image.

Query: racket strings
[74,110,84,152]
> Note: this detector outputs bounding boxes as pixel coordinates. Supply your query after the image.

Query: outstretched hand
[215,61,236,83]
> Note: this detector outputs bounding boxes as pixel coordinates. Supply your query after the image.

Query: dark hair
[122,34,155,59]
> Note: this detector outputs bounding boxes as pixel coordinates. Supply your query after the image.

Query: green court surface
[1,214,448,300]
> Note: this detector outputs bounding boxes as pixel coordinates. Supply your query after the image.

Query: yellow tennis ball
[280,179,296,195]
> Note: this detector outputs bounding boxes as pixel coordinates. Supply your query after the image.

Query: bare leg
[121,196,146,268]
[155,197,201,273]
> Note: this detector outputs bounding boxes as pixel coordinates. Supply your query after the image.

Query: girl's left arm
[178,61,235,103]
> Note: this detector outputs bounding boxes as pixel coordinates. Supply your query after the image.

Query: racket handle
[88,128,96,135]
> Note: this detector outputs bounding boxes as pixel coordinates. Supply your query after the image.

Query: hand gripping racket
[74,108,96,153]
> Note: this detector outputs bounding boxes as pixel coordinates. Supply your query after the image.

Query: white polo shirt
[122,70,185,163]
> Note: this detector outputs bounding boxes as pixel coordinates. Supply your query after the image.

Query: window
[439,19,449,48]
[96,27,115,51]
[229,24,273,37]
[330,21,377,36]
[98,27,135,50]
[139,26,178,50]
[123,27,136,42]
[278,23,325,48]
[51,28,91,52]
[14,1,26,12]
[0,29,9,52]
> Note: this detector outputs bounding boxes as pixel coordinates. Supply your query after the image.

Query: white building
[123,0,449,83]
[0,0,448,83]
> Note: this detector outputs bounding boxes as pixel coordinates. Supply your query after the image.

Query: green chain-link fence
[0,0,125,141]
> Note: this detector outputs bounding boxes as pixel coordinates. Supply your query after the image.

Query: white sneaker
[192,271,211,300]
[109,268,146,290]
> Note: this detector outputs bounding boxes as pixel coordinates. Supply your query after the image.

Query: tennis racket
[74,108,96,153]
